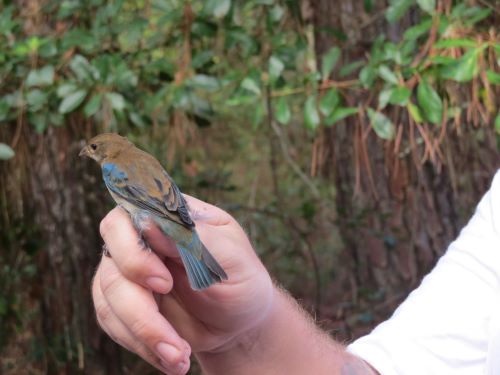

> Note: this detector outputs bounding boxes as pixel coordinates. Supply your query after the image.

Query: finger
[100,207,173,294]
[182,194,233,226]
[92,266,190,375]
[99,257,191,372]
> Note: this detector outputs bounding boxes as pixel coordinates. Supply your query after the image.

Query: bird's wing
[102,161,194,228]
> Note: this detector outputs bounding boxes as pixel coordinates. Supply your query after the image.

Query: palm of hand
[145,200,274,353]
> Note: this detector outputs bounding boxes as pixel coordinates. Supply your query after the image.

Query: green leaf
[57,83,78,97]
[378,87,393,109]
[416,0,435,14]
[61,28,97,52]
[187,74,220,91]
[325,107,358,126]
[4,91,22,109]
[192,50,214,69]
[26,65,54,87]
[241,77,261,96]
[383,43,403,64]
[440,47,483,82]
[417,80,442,124]
[367,108,395,140]
[29,113,48,133]
[495,113,500,134]
[106,92,126,111]
[0,143,15,160]
[275,97,291,125]
[321,46,341,80]
[319,88,340,116]
[389,86,411,106]
[486,70,500,85]
[339,60,364,77]
[58,89,87,114]
[269,4,284,22]
[225,94,257,106]
[26,89,48,111]
[430,56,457,66]
[39,38,58,58]
[463,7,491,26]
[69,55,96,82]
[407,102,423,123]
[84,93,103,118]
[359,66,375,88]
[378,65,399,85]
[205,0,231,18]
[27,36,41,53]
[269,56,284,84]
[403,19,432,41]
[129,112,147,128]
[304,96,320,130]
[433,39,477,49]
[386,0,414,23]
[50,113,63,127]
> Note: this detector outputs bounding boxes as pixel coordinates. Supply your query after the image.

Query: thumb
[183,194,233,227]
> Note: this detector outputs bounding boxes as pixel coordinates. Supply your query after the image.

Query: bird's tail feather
[177,242,227,290]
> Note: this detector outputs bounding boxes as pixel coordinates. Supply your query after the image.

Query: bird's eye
[90,144,97,150]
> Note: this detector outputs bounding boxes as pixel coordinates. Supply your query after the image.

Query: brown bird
[80,133,227,290]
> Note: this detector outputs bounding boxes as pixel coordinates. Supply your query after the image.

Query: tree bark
[310,0,500,337]
[1,122,124,374]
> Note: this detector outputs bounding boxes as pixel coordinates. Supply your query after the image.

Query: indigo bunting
[79,133,227,290]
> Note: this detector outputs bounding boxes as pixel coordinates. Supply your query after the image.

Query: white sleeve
[347,171,500,375]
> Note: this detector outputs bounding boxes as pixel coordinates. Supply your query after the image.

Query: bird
[79,133,228,290]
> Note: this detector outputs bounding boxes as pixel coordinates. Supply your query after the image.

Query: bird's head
[79,133,133,164]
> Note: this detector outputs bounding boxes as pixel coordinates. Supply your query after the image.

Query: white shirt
[347,171,500,375]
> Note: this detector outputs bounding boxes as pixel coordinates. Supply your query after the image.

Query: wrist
[196,285,282,360]
[195,285,283,373]
[196,286,347,375]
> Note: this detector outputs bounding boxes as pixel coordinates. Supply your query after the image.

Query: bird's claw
[102,243,112,258]
[137,237,152,252]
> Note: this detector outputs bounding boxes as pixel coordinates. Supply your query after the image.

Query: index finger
[99,207,173,294]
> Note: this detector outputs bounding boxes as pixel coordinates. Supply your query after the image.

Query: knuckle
[120,255,141,279]
[94,299,113,326]
[99,269,123,297]
[129,317,154,341]
[99,214,114,238]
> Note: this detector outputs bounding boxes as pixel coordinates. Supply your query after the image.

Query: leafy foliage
[0,0,497,146]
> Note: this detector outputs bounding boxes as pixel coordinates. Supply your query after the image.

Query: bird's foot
[102,243,112,258]
[137,236,152,252]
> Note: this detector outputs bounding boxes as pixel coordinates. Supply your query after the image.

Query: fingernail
[156,342,182,364]
[175,360,188,373]
[146,277,171,294]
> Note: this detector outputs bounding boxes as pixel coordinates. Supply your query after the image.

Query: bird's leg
[136,230,151,252]
[131,212,152,252]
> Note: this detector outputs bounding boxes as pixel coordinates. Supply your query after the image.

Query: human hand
[92,195,274,374]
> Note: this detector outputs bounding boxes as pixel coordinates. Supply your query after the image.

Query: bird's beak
[79,145,89,157]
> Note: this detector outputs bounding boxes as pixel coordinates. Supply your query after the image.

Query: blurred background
[0,0,498,373]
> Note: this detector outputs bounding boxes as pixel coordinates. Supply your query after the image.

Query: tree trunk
[310,0,500,338]
[1,122,123,374]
